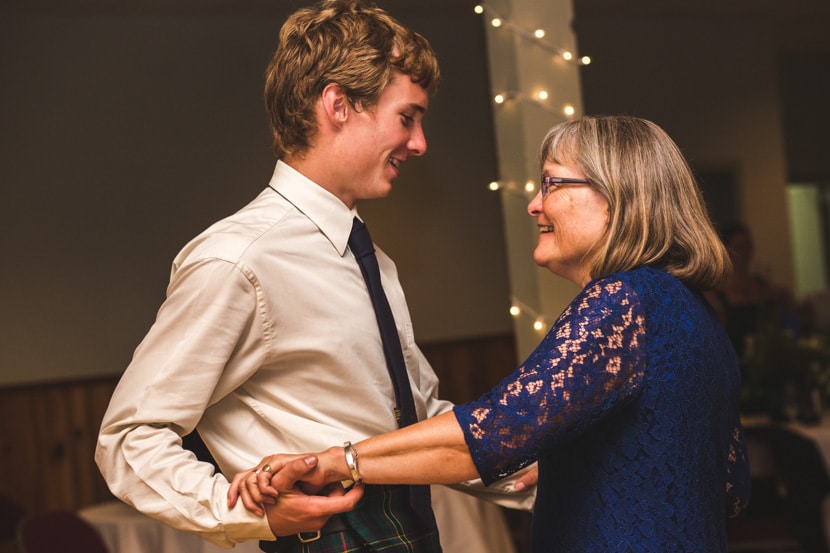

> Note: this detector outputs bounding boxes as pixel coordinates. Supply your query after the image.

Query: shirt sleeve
[454,277,648,485]
[95,258,274,547]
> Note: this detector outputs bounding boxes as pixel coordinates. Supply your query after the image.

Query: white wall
[576,14,795,291]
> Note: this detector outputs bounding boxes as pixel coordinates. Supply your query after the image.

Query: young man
[96,1,532,552]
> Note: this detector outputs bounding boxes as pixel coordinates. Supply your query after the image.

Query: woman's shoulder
[582,267,695,318]
[587,266,677,295]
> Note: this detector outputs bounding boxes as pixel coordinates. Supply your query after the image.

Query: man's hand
[266,446,348,494]
[228,454,363,536]
[263,456,363,536]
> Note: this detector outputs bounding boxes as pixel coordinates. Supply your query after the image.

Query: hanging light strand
[474,3,592,66]
[509,296,552,333]
[477,1,589,336]
[493,90,577,119]
[488,179,541,198]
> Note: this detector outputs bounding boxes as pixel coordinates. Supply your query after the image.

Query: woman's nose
[527,191,543,216]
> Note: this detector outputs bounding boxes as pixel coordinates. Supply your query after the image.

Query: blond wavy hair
[264,0,440,160]
[538,115,731,290]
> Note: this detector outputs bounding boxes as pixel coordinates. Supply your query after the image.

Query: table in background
[79,501,262,553]
[743,415,830,552]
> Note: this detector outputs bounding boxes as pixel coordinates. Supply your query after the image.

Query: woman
[233,115,751,552]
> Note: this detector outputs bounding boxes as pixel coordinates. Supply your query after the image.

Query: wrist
[343,441,363,484]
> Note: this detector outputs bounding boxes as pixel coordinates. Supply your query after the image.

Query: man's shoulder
[174,191,294,266]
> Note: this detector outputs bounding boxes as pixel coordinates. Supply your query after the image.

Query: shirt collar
[267,160,358,256]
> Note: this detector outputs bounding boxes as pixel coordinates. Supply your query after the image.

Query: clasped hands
[227,447,358,537]
[227,446,539,537]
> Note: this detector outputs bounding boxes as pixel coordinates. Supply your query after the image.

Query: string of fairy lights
[510,297,550,332]
[474,4,591,66]
[474,2,591,333]
[475,2,589,125]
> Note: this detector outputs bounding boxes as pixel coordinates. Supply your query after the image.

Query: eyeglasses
[540,176,592,197]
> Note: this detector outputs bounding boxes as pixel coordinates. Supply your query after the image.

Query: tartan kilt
[264,484,442,553]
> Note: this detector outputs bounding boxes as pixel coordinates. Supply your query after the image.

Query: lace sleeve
[725,421,751,517]
[454,277,647,484]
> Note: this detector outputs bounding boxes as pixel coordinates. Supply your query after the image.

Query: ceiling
[576,0,830,17]
[4,0,829,23]
[574,0,830,55]
[2,0,826,53]
[0,0,478,16]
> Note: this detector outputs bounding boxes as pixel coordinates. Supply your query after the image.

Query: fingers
[264,483,364,536]
[268,455,320,492]
[513,465,539,492]
[229,454,321,518]
[238,478,266,517]
[227,469,253,509]
[311,482,364,516]
[228,456,285,513]
[333,482,364,509]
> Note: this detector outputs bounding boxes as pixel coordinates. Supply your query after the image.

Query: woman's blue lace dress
[454,266,750,552]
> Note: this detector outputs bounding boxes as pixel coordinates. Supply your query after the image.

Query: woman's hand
[513,464,539,492]
[228,453,305,516]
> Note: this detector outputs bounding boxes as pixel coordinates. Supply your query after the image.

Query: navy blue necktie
[348,217,419,427]
[348,217,435,527]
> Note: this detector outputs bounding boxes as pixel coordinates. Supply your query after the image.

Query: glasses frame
[540,175,592,197]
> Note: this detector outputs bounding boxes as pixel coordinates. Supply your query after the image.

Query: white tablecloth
[787,421,830,472]
[744,414,830,547]
[79,501,262,553]
[81,490,519,553]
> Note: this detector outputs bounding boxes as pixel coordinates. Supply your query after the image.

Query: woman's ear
[321,83,349,125]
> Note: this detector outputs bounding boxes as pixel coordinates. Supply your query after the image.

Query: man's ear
[321,83,349,126]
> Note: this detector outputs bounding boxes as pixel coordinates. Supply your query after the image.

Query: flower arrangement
[741,303,830,422]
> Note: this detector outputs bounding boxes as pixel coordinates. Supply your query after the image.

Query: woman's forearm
[327,411,480,486]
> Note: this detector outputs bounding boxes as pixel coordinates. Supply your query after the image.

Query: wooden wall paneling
[34,385,76,512]
[447,345,484,402]
[422,334,517,405]
[0,336,520,532]
[85,379,119,502]
[479,334,521,394]
[0,386,41,518]
[68,382,107,507]
[0,378,118,520]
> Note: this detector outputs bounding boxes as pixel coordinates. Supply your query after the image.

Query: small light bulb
[474,5,484,15]
[494,93,505,104]
[533,319,545,331]
[581,56,592,65]
[525,180,536,193]
[491,18,502,28]
[537,90,549,101]
[562,51,573,61]
[510,306,521,317]
[563,104,575,116]
[489,181,501,191]
[534,29,545,39]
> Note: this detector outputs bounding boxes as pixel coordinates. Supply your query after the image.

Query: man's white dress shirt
[96,161,530,549]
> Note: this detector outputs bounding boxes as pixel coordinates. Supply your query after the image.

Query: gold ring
[261,464,271,473]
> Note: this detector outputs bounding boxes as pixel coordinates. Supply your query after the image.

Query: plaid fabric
[261,485,442,553]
